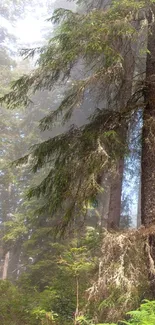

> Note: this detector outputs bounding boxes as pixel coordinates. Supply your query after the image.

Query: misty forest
[2,0,155,324]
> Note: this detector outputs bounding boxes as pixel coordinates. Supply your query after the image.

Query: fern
[122,300,155,325]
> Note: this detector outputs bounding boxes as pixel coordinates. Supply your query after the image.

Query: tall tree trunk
[108,41,135,229]
[95,174,110,228]
[2,251,10,280]
[74,276,79,325]
[108,159,124,229]
[137,178,141,228]
[7,244,21,281]
[141,5,155,226]
[1,183,11,279]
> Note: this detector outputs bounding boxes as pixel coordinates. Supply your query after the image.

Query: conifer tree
[1,0,154,230]
[141,3,155,226]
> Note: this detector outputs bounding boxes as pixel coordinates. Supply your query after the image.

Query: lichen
[86,227,155,323]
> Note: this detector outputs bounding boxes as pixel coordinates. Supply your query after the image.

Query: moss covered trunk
[141,5,155,226]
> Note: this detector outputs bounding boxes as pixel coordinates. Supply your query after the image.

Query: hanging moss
[86,227,155,323]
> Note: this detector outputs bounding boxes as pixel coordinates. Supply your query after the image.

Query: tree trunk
[74,276,79,325]
[2,251,10,280]
[108,40,136,229]
[137,178,141,228]
[1,183,11,280]
[108,159,124,229]
[7,244,21,281]
[94,174,110,228]
[141,5,155,226]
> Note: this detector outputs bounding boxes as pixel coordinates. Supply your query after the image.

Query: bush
[76,300,155,325]
[0,280,35,325]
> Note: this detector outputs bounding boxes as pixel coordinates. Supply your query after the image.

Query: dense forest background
[1,0,155,324]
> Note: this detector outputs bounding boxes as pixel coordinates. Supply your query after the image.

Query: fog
[0,0,139,280]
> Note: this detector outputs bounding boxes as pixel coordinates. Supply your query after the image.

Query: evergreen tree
[2,1,155,324]
[2,0,155,231]
[141,3,155,226]
[0,0,143,231]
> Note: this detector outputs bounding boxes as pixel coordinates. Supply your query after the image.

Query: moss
[86,227,155,323]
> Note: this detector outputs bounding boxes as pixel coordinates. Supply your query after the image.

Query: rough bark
[108,41,135,229]
[141,5,155,226]
[137,178,141,228]
[108,159,124,229]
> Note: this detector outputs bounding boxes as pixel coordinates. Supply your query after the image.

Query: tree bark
[141,5,155,226]
[7,245,21,281]
[1,183,11,280]
[108,159,124,229]
[137,178,141,228]
[108,40,136,229]
[74,276,79,325]
[2,251,10,280]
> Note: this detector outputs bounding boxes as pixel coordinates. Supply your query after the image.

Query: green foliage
[0,0,149,229]
[1,280,155,325]
[0,280,36,325]
[75,315,117,325]
[58,243,96,277]
[123,300,155,325]
[31,307,58,324]
[0,280,61,325]
[74,300,155,325]
[8,227,100,324]
[15,109,129,233]
[1,1,155,324]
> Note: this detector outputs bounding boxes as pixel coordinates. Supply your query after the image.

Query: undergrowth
[76,300,155,325]
[85,227,155,322]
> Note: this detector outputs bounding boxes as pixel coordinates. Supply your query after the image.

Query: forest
[1,0,155,324]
